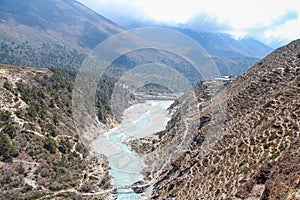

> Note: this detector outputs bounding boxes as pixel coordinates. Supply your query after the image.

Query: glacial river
[92,100,173,200]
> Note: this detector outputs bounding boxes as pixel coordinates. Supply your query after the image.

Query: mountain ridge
[124,23,273,58]
[173,28,273,58]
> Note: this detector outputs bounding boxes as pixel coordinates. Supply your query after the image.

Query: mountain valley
[0,0,299,199]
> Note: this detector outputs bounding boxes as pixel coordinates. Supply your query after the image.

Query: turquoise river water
[107,100,173,200]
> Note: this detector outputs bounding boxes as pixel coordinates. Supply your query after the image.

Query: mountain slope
[175,29,272,58]
[0,0,125,70]
[174,28,273,76]
[0,0,123,50]
[125,24,273,75]
[0,64,113,199]
[132,40,299,199]
[125,23,273,57]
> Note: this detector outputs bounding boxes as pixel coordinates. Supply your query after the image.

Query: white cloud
[77,0,300,47]
[263,18,300,46]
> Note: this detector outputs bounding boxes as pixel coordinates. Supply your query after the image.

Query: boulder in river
[132,180,149,194]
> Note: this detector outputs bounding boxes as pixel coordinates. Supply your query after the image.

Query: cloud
[263,14,300,47]
[230,9,300,47]
[272,10,298,25]
[77,0,300,47]
[184,13,230,32]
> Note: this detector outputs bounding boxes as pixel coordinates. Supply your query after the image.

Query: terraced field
[133,40,300,199]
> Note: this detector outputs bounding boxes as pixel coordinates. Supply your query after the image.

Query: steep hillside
[0,0,122,50]
[0,0,123,70]
[133,40,299,199]
[0,64,113,199]
[0,41,86,70]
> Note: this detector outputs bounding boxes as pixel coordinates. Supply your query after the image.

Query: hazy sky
[78,0,300,48]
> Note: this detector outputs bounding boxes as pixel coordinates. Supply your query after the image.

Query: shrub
[3,81,13,92]
[0,110,11,121]
[43,137,57,154]
[2,123,17,138]
[0,132,18,161]
[270,152,280,159]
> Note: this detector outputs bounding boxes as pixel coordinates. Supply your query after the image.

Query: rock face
[0,64,112,199]
[145,40,300,199]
